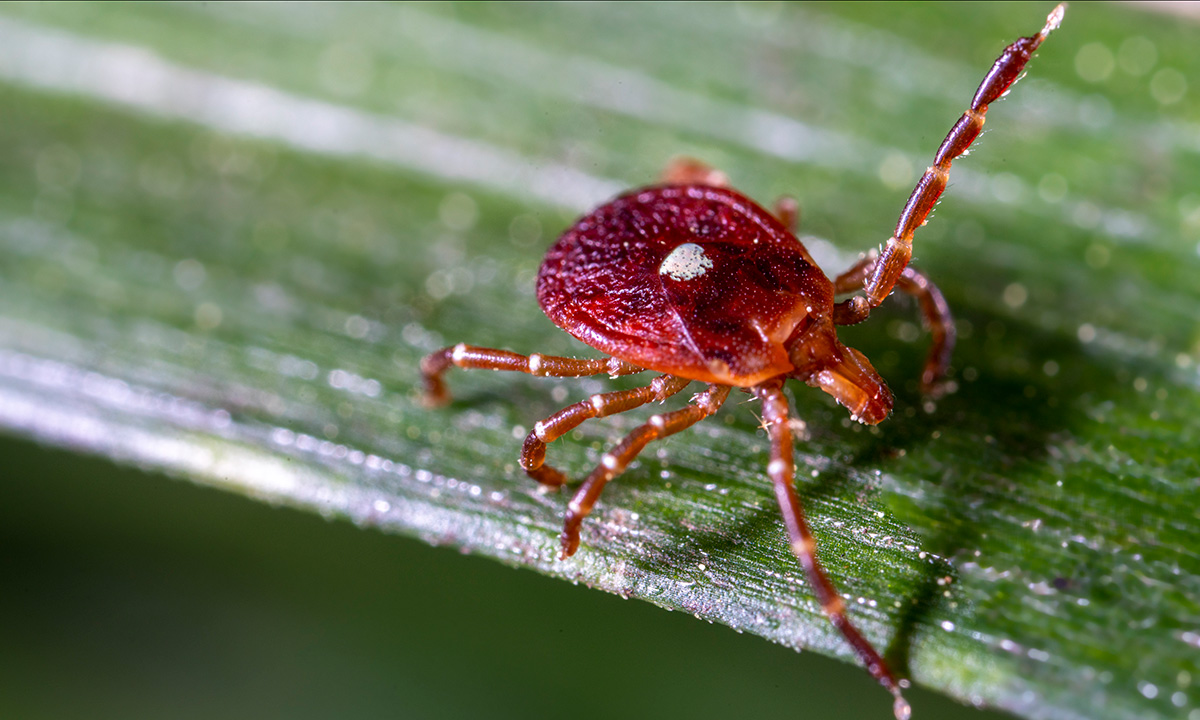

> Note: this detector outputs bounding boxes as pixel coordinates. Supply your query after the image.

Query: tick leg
[774,196,800,235]
[420,344,644,406]
[521,374,692,487]
[753,380,910,720]
[833,254,955,392]
[660,157,729,187]
[862,4,1064,309]
[559,383,731,559]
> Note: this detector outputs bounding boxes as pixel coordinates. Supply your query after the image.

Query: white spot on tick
[660,242,712,281]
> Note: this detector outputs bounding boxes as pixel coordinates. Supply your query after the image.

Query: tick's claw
[420,387,451,408]
[559,532,580,560]
[918,376,953,399]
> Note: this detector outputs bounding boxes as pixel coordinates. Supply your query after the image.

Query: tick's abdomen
[538,185,834,386]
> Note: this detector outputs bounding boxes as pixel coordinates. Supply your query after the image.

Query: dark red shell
[537,185,835,386]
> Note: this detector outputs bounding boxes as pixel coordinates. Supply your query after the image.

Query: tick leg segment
[774,196,801,235]
[863,4,1064,308]
[420,344,644,406]
[833,254,955,391]
[753,380,910,720]
[660,157,730,187]
[521,374,692,487]
[559,383,731,559]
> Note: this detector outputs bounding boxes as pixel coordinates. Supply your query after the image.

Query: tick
[422,6,1064,717]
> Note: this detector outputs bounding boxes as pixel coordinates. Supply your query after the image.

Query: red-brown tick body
[538,183,892,424]
[422,6,1064,718]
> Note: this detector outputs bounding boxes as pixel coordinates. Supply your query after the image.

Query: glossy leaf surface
[1,3,1197,719]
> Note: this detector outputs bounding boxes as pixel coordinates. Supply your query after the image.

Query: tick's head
[786,321,892,425]
[810,343,893,425]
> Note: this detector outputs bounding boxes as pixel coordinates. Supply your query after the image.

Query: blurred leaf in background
[1,3,1198,719]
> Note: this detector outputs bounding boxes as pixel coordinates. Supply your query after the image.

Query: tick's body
[541,184,836,387]
[422,7,1064,718]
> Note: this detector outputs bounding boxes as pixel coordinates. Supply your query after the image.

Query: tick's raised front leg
[753,379,910,720]
[420,343,644,406]
[863,4,1063,308]
[833,254,955,391]
[559,383,731,559]
[521,375,691,487]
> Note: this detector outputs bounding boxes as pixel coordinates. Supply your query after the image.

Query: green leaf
[1,3,1197,719]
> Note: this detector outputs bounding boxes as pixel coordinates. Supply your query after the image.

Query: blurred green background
[2,2,1198,719]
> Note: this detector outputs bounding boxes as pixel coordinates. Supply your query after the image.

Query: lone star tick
[422,6,1064,718]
